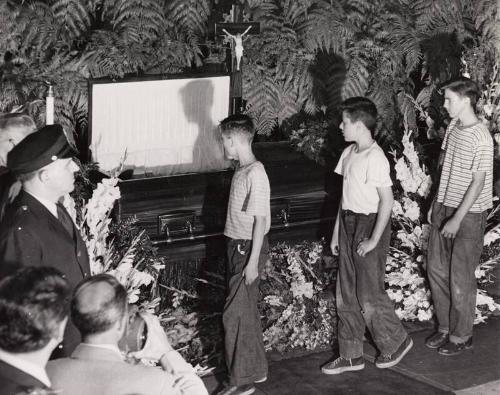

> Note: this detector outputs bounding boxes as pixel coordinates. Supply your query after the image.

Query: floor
[203,317,500,394]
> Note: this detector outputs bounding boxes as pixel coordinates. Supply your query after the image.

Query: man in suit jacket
[0,124,91,356]
[0,267,70,394]
[47,274,208,395]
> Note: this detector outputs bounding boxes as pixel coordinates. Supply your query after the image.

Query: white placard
[90,76,231,176]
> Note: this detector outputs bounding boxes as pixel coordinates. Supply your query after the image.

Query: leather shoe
[425,332,449,349]
[438,338,473,356]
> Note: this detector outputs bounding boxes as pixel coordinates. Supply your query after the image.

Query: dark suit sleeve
[0,225,43,275]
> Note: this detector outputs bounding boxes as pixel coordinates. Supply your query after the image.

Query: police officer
[0,124,90,356]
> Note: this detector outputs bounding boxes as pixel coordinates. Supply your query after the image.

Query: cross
[215,5,260,114]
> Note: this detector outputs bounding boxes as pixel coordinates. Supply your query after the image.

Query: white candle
[46,85,54,125]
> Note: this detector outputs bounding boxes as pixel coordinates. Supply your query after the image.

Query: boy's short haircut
[0,113,36,140]
[220,113,255,142]
[441,76,481,108]
[339,97,378,134]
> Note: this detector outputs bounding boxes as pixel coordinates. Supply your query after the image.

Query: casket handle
[157,210,196,242]
[186,220,195,240]
[279,208,289,227]
[162,224,173,243]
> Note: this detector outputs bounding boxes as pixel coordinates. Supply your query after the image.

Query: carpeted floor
[364,317,500,392]
[203,317,500,394]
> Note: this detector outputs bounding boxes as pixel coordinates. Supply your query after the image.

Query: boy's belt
[342,209,376,217]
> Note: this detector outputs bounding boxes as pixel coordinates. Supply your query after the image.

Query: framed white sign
[89,74,231,177]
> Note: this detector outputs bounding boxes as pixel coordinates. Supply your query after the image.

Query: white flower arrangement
[391,129,432,198]
[261,241,335,352]
[63,173,163,307]
[388,127,500,322]
[385,248,433,321]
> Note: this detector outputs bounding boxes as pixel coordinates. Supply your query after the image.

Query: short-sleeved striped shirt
[437,119,493,212]
[224,161,271,240]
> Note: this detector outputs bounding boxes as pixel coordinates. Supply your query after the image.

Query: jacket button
[77,251,81,257]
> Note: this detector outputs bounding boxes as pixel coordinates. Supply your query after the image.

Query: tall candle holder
[46,85,54,125]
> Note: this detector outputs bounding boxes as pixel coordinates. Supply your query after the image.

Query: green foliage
[0,0,496,145]
[0,0,204,138]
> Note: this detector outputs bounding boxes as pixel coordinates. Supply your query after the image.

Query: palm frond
[51,0,91,40]
[164,0,211,35]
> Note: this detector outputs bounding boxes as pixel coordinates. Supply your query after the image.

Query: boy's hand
[356,238,377,257]
[243,259,259,285]
[441,216,461,238]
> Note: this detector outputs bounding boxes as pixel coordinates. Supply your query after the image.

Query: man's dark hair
[219,113,255,142]
[339,97,378,134]
[0,266,70,353]
[71,274,128,337]
[441,76,481,108]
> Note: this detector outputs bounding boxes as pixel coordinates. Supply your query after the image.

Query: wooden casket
[88,74,337,264]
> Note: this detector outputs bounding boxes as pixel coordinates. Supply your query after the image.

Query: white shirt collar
[81,343,123,358]
[0,349,51,387]
[25,190,58,219]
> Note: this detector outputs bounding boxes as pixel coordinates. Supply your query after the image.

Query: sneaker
[375,336,413,368]
[425,331,449,349]
[321,356,365,375]
[254,376,267,383]
[438,338,473,356]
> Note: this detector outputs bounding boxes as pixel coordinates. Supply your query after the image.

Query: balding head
[71,274,127,337]
[0,113,36,167]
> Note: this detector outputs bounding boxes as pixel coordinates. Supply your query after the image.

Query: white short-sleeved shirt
[224,161,271,240]
[437,119,493,212]
[335,142,392,214]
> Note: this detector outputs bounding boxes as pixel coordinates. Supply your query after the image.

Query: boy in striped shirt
[217,114,271,395]
[426,77,493,356]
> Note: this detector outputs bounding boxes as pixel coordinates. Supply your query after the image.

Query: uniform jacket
[0,167,17,223]
[0,359,51,395]
[47,344,208,395]
[0,190,91,355]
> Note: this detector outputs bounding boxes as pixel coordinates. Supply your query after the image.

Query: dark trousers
[427,202,487,343]
[223,236,269,386]
[337,210,407,359]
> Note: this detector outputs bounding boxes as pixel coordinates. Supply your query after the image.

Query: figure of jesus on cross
[222,25,252,71]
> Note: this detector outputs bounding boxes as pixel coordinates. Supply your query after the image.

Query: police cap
[7,124,76,175]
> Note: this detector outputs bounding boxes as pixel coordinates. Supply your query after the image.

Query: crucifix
[221,25,252,71]
[215,5,260,114]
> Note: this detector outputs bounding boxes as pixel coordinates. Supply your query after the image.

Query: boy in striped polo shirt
[426,77,493,356]
[217,114,271,395]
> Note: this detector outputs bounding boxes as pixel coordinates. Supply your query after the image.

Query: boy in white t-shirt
[322,97,412,375]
